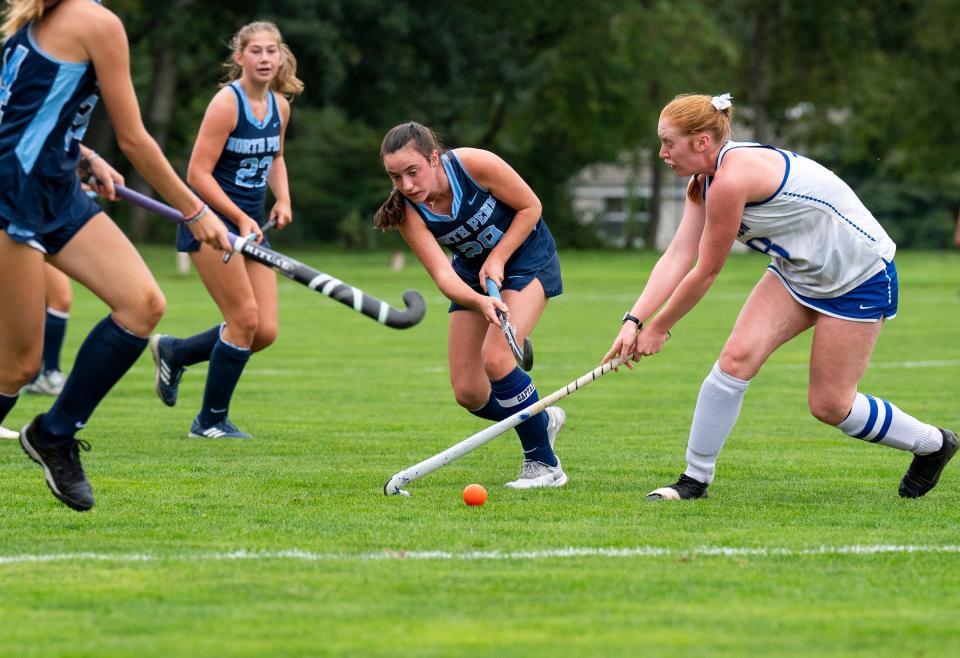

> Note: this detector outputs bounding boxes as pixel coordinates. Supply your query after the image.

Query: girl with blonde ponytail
[222,21,304,98]
[0,0,229,512]
[148,21,303,440]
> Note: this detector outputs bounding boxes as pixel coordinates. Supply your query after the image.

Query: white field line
[2,544,959,566]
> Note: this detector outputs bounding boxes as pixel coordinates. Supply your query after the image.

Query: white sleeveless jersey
[704,141,896,298]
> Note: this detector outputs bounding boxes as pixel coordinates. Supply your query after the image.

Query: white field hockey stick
[384,354,632,496]
[485,278,534,371]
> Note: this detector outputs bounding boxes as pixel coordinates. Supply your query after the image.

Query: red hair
[661,94,734,203]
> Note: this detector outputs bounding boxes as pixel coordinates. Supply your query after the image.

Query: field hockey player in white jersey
[603,92,956,501]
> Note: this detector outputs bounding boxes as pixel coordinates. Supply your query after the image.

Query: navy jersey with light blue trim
[0,23,99,229]
[407,150,557,281]
[210,81,282,223]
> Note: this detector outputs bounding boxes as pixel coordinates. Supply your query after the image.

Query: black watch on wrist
[622,312,642,329]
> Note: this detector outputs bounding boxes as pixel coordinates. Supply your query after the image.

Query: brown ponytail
[374,189,408,231]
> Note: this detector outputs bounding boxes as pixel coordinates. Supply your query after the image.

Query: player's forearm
[186,170,248,226]
[488,206,540,264]
[119,133,200,216]
[647,266,718,334]
[628,249,696,322]
[267,157,291,204]
[433,269,485,309]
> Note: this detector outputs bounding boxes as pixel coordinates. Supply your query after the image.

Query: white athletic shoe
[23,370,66,396]
[504,458,568,489]
[0,425,19,440]
[545,406,566,449]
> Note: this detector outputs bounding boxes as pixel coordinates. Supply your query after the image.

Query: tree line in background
[85,0,960,249]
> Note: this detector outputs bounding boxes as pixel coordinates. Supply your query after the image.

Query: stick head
[386,290,426,329]
[501,321,534,371]
[384,476,412,496]
[521,336,534,370]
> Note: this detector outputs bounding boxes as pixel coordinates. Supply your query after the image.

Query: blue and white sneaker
[188,417,252,439]
[149,334,185,407]
[23,369,66,396]
[504,458,568,489]
[0,425,19,440]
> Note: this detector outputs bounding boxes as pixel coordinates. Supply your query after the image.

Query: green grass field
[1,247,958,657]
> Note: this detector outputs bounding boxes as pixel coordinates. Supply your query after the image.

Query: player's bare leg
[649,272,815,500]
[811,315,954,497]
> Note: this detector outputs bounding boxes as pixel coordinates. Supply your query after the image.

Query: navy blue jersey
[0,23,99,230]
[406,150,558,282]
[209,81,282,223]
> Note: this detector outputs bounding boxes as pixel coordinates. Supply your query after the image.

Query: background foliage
[87,0,960,248]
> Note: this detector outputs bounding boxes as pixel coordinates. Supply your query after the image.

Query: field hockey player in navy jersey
[0,0,229,511]
[376,122,568,489]
[148,21,303,440]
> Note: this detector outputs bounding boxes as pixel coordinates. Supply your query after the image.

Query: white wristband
[183,204,209,226]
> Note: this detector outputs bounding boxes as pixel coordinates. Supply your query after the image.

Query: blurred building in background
[569,157,687,250]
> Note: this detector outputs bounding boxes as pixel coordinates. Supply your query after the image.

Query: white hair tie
[711,93,733,111]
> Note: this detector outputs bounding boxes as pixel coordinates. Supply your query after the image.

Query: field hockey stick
[384,353,632,496]
[485,279,534,371]
[114,184,426,329]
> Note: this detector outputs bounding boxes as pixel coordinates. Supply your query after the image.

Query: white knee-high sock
[684,361,751,485]
[836,393,942,454]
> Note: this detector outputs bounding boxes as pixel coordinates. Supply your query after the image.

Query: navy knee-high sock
[469,393,512,422]
[167,325,220,368]
[197,335,250,427]
[0,392,17,426]
[42,315,148,437]
[43,309,68,373]
[486,367,556,466]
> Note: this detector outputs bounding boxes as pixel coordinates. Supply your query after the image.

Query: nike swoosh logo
[75,421,85,429]
[468,191,479,204]
[272,122,280,128]
[859,304,876,310]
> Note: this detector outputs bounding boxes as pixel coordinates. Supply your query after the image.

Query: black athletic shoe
[19,415,94,512]
[149,334,184,407]
[899,428,958,498]
[646,473,709,501]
